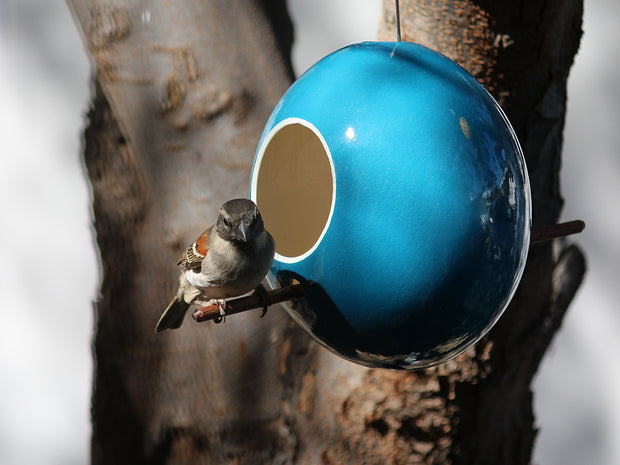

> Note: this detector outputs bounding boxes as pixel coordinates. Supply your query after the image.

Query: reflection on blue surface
[252,42,531,369]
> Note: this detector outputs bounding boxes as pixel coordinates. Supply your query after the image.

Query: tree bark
[71,1,297,463]
[70,0,585,464]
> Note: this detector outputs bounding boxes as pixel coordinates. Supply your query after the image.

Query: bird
[155,198,275,332]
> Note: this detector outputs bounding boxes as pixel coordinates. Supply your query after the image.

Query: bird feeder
[248,41,530,369]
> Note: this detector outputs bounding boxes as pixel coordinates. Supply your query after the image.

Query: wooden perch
[192,283,306,323]
[530,219,585,244]
[192,220,584,324]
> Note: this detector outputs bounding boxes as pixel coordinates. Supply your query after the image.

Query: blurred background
[0,1,617,464]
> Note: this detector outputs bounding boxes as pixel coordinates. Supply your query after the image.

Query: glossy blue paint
[250,42,531,369]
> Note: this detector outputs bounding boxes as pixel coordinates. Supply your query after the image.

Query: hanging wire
[395,0,402,41]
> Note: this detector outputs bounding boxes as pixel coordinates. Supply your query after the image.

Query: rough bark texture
[73,1,297,463]
[374,1,586,464]
[72,0,585,464]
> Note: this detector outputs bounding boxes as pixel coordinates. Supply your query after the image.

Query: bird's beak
[237,222,248,242]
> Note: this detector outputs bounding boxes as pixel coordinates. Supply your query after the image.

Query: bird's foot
[208,299,227,324]
[253,284,271,317]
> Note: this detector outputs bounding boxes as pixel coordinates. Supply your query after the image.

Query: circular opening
[251,118,335,263]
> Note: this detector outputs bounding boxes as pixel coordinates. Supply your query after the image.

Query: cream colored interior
[253,120,334,261]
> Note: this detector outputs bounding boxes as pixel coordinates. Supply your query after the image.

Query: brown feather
[177,227,211,271]
[194,228,210,256]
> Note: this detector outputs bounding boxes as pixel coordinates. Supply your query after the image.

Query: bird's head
[216,198,264,244]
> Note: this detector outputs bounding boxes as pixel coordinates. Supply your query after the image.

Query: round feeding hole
[251,118,335,264]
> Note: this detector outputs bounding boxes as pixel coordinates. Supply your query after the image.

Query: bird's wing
[177,226,211,271]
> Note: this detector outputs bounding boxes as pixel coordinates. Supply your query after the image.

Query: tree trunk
[69,0,585,464]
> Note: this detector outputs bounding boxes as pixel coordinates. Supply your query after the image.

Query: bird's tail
[155,296,191,333]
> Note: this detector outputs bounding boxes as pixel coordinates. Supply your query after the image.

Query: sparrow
[155,198,275,332]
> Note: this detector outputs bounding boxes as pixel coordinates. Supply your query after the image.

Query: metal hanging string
[395,0,402,41]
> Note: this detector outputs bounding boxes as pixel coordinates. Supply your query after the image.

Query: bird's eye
[223,217,231,227]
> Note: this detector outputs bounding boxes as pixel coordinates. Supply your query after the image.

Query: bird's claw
[209,299,227,324]
[253,284,271,318]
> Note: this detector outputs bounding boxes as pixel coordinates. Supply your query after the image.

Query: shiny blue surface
[251,42,531,369]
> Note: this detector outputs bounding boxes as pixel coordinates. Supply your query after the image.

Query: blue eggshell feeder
[250,41,531,369]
